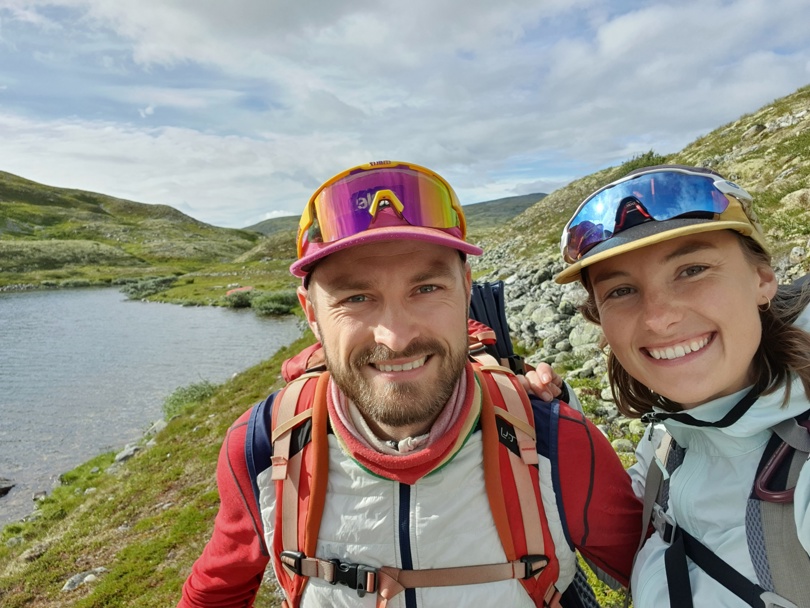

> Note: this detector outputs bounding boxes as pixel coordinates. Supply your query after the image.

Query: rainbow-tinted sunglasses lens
[297,164,464,257]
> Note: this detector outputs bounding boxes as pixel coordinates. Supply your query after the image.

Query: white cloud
[0,0,808,227]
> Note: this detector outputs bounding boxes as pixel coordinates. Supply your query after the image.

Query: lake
[0,288,301,527]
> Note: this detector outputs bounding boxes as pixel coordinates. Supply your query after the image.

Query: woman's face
[590,231,778,409]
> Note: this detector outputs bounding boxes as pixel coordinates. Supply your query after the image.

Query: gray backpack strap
[633,430,679,570]
[747,420,810,605]
[772,417,810,452]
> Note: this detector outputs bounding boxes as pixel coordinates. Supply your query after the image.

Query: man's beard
[324,336,469,428]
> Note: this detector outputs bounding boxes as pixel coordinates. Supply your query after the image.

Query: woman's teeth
[648,336,710,360]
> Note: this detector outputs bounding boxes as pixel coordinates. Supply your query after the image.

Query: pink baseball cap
[290,160,482,278]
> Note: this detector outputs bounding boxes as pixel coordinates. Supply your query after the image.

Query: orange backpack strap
[270,371,330,608]
[269,363,563,606]
[476,364,562,607]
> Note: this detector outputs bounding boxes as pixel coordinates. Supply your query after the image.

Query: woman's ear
[756,263,778,305]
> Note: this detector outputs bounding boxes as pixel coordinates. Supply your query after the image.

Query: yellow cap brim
[555,219,768,284]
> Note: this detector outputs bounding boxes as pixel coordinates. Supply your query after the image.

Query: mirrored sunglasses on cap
[296,161,467,259]
[561,166,758,264]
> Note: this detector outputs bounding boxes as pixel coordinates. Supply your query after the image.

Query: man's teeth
[375,357,427,372]
[648,337,710,360]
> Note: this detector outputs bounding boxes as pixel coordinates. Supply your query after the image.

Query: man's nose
[372,305,419,354]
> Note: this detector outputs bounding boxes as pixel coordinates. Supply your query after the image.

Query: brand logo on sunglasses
[352,189,376,210]
[350,186,404,212]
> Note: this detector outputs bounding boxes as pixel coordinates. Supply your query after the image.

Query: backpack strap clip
[520,554,550,579]
[651,503,678,545]
[279,550,305,575]
[279,550,378,598]
[760,590,800,608]
[326,559,378,597]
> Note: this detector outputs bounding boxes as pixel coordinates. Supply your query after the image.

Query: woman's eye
[683,265,708,277]
[607,286,633,299]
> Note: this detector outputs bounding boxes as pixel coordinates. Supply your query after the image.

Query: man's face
[299,240,471,434]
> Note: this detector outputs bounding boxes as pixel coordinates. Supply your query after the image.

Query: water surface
[0,288,300,526]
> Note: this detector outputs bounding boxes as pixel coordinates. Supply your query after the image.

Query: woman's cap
[555,164,770,284]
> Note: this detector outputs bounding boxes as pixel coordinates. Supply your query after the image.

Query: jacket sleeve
[549,400,643,588]
[178,408,270,607]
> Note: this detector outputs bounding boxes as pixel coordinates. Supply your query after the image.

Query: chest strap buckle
[651,503,678,544]
[326,559,378,598]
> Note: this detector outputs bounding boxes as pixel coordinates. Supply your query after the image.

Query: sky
[0,1,809,228]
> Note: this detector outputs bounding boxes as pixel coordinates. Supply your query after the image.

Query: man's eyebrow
[323,275,371,292]
[411,260,458,283]
[322,259,458,292]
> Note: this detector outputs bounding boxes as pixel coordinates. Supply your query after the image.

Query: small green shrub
[121,276,177,299]
[619,150,668,175]
[224,289,255,308]
[251,289,298,316]
[162,380,218,419]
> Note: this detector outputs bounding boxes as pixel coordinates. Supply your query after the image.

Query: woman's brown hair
[579,232,810,418]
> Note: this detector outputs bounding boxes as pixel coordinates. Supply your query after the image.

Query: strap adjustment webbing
[280,550,549,605]
[663,526,799,608]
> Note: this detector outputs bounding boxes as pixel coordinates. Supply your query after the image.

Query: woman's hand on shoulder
[519,363,563,402]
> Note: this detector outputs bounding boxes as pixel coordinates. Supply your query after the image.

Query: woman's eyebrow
[662,240,716,263]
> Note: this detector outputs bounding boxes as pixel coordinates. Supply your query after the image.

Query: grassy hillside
[0,171,261,287]
[477,84,810,274]
[464,192,545,242]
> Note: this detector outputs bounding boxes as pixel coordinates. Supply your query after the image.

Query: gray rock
[790,246,806,265]
[61,567,108,592]
[628,419,647,436]
[20,542,49,562]
[146,419,168,436]
[611,438,635,454]
[0,476,14,497]
[554,339,572,352]
[741,124,766,138]
[115,445,141,463]
[530,303,558,326]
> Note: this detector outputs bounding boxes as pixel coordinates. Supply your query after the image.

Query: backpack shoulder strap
[269,371,331,608]
[643,418,810,608]
[475,364,563,607]
[747,412,810,604]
